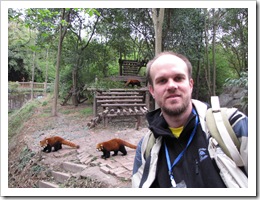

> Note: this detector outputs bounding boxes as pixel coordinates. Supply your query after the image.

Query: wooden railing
[18,82,45,89]
[15,82,53,90]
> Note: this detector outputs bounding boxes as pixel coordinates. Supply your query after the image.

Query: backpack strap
[206,96,244,167]
[139,132,156,187]
[144,132,156,160]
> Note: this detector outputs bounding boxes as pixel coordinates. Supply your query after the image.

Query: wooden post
[30,81,33,100]
[145,90,150,111]
[104,117,108,127]
[44,82,47,96]
[93,90,97,116]
[119,59,122,76]
[135,116,141,130]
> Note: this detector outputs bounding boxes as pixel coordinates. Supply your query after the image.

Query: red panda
[96,138,137,159]
[40,136,79,153]
[125,79,141,87]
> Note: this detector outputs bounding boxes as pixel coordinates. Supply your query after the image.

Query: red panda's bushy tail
[62,140,80,148]
[120,139,137,149]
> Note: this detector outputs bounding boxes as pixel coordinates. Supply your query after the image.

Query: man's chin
[165,100,181,107]
[162,105,184,116]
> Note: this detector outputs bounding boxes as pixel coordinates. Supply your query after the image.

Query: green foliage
[88,79,125,90]
[80,107,93,116]
[8,8,57,82]
[8,82,20,92]
[31,163,45,174]
[8,82,52,94]
[224,71,248,88]
[42,101,48,106]
[212,45,238,95]
[8,12,32,81]
[8,99,40,140]
[8,8,248,106]
[219,8,248,74]
[85,8,100,17]
[18,146,36,171]
[59,64,73,98]
[224,71,248,109]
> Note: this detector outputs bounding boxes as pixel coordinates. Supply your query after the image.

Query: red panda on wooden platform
[125,79,141,87]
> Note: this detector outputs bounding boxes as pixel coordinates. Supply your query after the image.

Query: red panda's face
[96,144,103,151]
[40,139,48,147]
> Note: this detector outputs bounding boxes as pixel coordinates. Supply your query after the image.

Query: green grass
[61,110,72,115]
[80,107,93,116]
[8,99,40,140]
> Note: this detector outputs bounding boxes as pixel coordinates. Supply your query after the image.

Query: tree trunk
[30,50,36,100]
[71,68,78,106]
[152,8,165,109]
[70,14,99,106]
[44,47,49,96]
[52,24,63,116]
[152,8,165,56]
[203,8,211,98]
[212,8,216,96]
[52,8,70,116]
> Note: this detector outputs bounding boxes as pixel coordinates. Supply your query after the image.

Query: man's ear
[148,84,154,98]
[189,78,194,92]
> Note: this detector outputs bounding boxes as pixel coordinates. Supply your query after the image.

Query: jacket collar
[146,100,209,139]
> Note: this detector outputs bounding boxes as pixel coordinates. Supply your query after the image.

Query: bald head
[146,52,192,86]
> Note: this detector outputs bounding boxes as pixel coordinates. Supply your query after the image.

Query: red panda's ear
[46,139,49,144]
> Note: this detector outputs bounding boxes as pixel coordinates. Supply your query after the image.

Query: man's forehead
[153,54,183,64]
[151,54,187,72]
[151,54,186,67]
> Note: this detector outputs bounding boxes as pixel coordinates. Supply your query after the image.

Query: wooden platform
[87,88,150,129]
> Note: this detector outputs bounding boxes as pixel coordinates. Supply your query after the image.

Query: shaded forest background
[8,8,248,114]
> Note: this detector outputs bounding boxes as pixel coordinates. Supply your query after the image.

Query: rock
[219,86,247,115]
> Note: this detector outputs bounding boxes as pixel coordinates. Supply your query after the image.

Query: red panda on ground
[125,79,141,87]
[40,136,80,153]
[96,138,137,159]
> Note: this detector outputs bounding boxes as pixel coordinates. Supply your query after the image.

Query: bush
[87,79,125,90]
[8,81,20,93]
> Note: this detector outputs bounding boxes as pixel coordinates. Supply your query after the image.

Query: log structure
[87,88,150,130]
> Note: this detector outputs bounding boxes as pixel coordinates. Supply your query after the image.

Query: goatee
[161,103,189,117]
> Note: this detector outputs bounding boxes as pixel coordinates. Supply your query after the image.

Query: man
[132,51,248,188]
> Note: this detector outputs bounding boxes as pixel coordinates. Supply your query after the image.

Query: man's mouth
[166,94,181,100]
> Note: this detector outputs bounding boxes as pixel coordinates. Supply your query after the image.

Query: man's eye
[175,77,184,82]
[158,79,167,84]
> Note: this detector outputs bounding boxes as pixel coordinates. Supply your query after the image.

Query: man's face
[149,54,193,116]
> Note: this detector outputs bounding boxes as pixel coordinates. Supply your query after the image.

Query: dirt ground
[8,97,149,188]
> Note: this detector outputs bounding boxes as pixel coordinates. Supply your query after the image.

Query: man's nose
[167,79,178,90]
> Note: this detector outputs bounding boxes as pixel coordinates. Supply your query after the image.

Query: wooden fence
[17,82,48,89]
